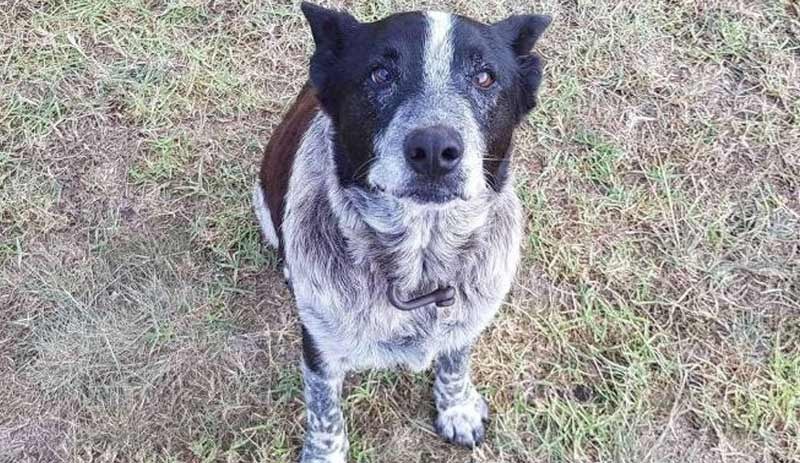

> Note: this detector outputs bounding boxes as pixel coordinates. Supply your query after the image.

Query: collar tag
[388,285,455,311]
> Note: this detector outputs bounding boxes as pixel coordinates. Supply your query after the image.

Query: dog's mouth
[370,181,467,204]
[403,188,464,204]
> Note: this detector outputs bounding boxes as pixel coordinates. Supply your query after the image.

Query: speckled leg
[433,345,489,448]
[300,327,347,463]
[300,366,347,462]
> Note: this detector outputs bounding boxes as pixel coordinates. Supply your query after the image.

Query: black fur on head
[300,2,550,197]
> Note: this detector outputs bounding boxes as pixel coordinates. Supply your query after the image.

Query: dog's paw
[434,389,490,448]
[300,433,347,463]
[300,445,347,463]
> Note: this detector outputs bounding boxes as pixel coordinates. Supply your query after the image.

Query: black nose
[403,126,464,177]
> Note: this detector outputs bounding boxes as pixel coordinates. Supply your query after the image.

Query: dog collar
[388,285,455,311]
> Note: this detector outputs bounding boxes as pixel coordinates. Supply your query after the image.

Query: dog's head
[301,2,550,204]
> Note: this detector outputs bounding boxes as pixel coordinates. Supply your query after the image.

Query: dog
[253,3,550,461]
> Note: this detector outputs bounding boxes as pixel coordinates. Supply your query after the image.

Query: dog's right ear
[300,2,359,91]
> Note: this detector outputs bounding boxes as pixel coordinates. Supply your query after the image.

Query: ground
[1,0,798,462]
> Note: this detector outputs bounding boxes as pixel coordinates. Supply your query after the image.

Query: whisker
[352,156,379,180]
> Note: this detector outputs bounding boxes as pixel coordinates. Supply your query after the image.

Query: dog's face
[302,2,550,204]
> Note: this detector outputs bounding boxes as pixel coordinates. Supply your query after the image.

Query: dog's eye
[371,67,393,85]
[473,71,495,89]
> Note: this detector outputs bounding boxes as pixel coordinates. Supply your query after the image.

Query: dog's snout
[403,126,463,177]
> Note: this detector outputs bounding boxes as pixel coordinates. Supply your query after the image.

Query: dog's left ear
[494,14,551,112]
[493,14,551,56]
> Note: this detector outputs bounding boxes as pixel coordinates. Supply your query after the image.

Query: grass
[1,0,798,462]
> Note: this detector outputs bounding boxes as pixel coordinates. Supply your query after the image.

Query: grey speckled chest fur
[283,113,523,373]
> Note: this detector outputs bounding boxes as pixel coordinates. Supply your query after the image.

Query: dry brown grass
[1,0,798,462]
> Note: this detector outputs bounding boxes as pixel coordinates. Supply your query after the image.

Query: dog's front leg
[300,327,347,463]
[433,344,490,448]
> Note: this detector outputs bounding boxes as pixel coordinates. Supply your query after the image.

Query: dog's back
[253,84,319,250]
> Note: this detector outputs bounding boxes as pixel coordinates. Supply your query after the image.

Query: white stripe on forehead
[424,11,454,91]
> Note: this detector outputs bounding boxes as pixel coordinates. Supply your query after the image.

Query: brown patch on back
[259,83,320,249]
